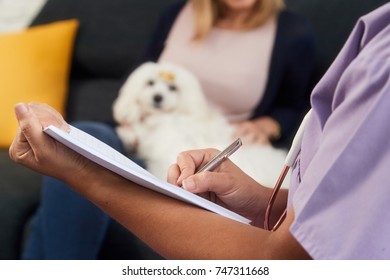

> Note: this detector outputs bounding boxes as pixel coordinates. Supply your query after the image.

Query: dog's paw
[116,126,138,151]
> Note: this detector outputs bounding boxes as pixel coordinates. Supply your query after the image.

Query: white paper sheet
[44,125,251,224]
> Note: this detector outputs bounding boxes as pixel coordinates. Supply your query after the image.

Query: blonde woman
[23,0,315,259]
[148,0,316,145]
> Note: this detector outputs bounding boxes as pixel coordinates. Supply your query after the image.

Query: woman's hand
[9,103,91,183]
[167,148,269,222]
[233,117,281,145]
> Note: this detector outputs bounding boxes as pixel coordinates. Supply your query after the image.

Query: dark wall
[286,0,389,82]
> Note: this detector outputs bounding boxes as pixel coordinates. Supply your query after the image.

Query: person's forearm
[65,161,276,259]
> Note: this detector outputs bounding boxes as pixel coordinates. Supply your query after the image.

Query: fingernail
[182,178,196,192]
[61,123,71,133]
[177,175,184,184]
[14,103,28,116]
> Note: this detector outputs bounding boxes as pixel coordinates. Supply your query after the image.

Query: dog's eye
[147,80,155,86]
[168,84,177,92]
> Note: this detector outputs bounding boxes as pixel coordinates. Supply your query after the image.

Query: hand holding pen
[171,138,242,191]
[169,137,267,221]
[195,138,242,174]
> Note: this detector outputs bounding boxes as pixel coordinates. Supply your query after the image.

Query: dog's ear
[181,81,211,117]
[113,62,156,124]
[172,65,213,117]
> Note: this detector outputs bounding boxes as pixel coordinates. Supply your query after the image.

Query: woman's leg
[23,175,111,259]
[22,121,161,259]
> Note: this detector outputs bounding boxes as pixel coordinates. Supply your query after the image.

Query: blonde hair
[190,0,285,41]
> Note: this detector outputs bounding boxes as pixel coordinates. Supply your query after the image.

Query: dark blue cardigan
[138,1,316,144]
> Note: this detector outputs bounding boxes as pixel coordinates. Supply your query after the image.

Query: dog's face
[137,71,181,115]
[113,62,211,125]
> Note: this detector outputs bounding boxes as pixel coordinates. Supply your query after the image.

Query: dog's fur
[113,62,288,188]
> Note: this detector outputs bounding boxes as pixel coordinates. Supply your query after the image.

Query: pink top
[159,3,276,122]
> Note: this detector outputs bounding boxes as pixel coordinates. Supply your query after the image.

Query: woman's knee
[71,121,124,153]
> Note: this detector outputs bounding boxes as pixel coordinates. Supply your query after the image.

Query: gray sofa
[0,0,387,259]
[0,0,177,259]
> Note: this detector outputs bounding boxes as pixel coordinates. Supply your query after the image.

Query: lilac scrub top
[288,3,390,259]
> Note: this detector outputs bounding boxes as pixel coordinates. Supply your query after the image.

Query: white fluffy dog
[113,62,288,188]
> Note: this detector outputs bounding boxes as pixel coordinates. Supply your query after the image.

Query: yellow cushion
[0,19,79,147]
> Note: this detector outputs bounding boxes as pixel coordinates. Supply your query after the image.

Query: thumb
[182,171,237,196]
[13,103,45,151]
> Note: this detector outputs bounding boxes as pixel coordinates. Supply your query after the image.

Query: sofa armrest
[0,149,42,259]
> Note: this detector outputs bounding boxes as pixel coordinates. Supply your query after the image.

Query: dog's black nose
[153,94,163,104]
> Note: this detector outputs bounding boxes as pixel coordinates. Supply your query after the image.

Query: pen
[196,138,242,173]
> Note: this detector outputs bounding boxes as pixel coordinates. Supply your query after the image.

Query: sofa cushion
[0,19,79,147]
[30,0,178,79]
[29,0,178,123]
[66,79,122,123]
